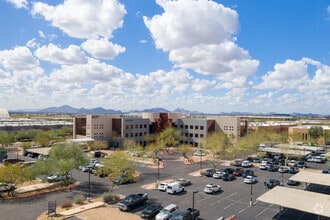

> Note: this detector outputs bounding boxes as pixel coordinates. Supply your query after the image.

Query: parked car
[244,176,257,184]
[297,161,307,168]
[259,163,268,170]
[231,159,243,167]
[213,171,224,179]
[114,174,134,185]
[166,182,184,194]
[322,169,329,174]
[156,204,178,220]
[267,164,279,172]
[203,169,216,177]
[233,168,244,176]
[193,149,206,156]
[266,179,281,189]
[169,208,200,220]
[314,156,325,163]
[289,167,299,174]
[221,173,234,181]
[242,169,254,178]
[223,168,235,174]
[288,160,297,167]
[175,178,191,186]
[45,174,70,183]
[278,166,289,173]
[158,183,168,192]
[241,160,253,168]
[204,184,221,194]
[141,203,163,219]
[0,182,16,192]
[252,158,261,163]
[117,193,148,211]
[287,179,300,186]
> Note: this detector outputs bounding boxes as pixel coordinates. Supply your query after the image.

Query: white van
[166,182,184,194]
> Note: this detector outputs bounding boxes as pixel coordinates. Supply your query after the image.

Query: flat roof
[26,147,52,155]
[275,144,320,151]
[257,186,330,217]
[289,169,330,186]
[259,147,310,156]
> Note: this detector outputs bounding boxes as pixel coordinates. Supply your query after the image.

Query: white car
[204,184,221,194]
[244,176,257,184]
[158,183,168,191]
[194,149,206,156]
[288,160,297,167]
[213,171,224,179]
[278,166,289,173]
[156,204,178,220]
[241,160,252,168]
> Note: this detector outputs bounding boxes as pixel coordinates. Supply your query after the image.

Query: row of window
[125,124,148,129]
[179,125,204,130]
[125,132,147,138]
[183,133,205,138]
[223,126,235,131]
[86,124,104,129]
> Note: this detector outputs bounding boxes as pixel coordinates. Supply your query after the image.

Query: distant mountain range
[9,105,326,117]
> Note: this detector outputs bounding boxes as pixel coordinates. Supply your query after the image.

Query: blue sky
[1,0,330,114]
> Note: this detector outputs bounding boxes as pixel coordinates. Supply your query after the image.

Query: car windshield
[144,205,157,213]
[123,197,132,203]
[160,209,169,215]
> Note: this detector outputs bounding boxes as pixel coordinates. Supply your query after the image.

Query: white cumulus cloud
[81,38,126,60]
[31,0,126,40]
[35,43,87,65]
[6,0,28,9]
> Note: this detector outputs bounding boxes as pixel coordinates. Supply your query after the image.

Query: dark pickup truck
[170,208,200,220]
[117,193,148,211]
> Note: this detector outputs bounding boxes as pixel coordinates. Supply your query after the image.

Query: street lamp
[250,183,253,206]
[87,168,91,199]
[192,190,198,210]
[199,154,202,172]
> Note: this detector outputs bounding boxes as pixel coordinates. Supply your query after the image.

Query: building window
[140,124,142,128]
[185,125,188,129]
[130,125,134,129]
[125,133,129,138]
[200,134,204,138]
[190,125,193,129]
[180,125,183,129]
[125,125,129,129]
[195,133,198,137]
[135,124,138,129]
[144,124,147,128]
[200,126,204,130]
[190,133,193,137]
[195,125,198,129]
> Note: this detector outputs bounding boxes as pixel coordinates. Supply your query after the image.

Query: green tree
[308,126,323,144]
[202,132,234,169]
[158,127,182,152]
[32,143,89,184]
[177,144,193,158]
[97,151,136,192]
[0,132,15,147]
[0,164,31,196]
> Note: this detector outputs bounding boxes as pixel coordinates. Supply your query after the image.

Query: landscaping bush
[73,194,85,204]
[103,192,120,204]
[61,201,73,209]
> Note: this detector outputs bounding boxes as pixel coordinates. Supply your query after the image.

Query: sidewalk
[15,182,54,193]
[59,201,105,216]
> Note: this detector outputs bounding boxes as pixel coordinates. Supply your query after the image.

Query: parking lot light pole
[200,154,202,172]
[88,169,91,199]
[250,184,253,206]
[192,190,198,210]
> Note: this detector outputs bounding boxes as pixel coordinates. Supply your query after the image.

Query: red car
[233,168,244,176]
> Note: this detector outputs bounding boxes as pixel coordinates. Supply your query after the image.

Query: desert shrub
[103,192,120,204]
[61,201,73,209]
[73,194,85,204]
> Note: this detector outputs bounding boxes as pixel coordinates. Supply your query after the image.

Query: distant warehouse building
[0,109,72,133]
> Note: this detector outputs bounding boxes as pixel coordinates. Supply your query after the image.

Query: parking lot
[1,151,329,220]
[110,153,329,220]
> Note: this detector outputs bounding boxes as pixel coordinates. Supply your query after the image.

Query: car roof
[163,204,178,210]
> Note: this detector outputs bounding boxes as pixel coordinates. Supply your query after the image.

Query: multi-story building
[73,113,245,149]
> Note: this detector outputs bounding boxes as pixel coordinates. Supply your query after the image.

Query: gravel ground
[76,206,142,220]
